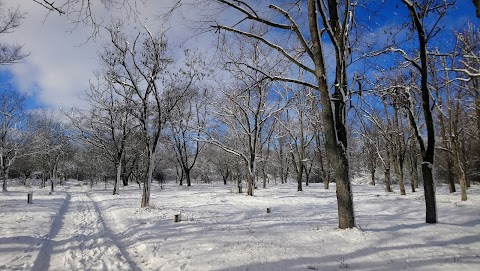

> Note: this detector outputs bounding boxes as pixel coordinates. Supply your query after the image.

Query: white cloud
[7,0,219,110]
[9,1,100,109]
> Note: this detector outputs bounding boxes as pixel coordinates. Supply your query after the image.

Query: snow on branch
[388,47,422,72]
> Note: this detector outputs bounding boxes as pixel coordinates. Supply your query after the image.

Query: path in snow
[32,191,139,271]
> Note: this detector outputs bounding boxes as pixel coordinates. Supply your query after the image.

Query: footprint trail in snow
[34,192,137,271]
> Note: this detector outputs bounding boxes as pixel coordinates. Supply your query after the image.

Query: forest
[1,0,479,231]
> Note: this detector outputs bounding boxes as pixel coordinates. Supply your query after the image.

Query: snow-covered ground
[1,179,479,271]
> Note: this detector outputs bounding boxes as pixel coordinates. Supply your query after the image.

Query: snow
[1,179,479,271]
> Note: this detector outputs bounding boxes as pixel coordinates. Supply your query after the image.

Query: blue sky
[0,0,478,112]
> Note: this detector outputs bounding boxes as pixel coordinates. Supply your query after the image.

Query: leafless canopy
[0,2,28,65]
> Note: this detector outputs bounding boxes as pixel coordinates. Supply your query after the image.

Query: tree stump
[27,193,33,204]
[174,214,181,223]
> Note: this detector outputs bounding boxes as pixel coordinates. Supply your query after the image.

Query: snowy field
[1,179,479,271]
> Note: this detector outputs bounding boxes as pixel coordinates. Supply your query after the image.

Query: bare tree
[0,1,28,65]
[279,86,316,192]
[29,110,70,190]
[202,0,357,229]
[168,86,207,187]
[101,23,190,207]
[392,0,455,223]
[205,36,288,196]
[67,74,135,195]
[207,79,287,196]
[0,88,27,191]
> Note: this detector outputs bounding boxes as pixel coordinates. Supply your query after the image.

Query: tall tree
[204,0,357,229]
[101,23,189,207]
[279,86,316,192]
[168,86,207,187]
[0,88,26,191]
[392,0,455,223]
[68,75,134,195]
[29,110,70,190]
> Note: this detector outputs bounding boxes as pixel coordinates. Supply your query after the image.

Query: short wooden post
[174,214,181,223]
[266,207,271,213]
[27,193,33,204]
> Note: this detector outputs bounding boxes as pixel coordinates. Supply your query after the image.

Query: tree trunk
[446,157,456,193]
[305,165,312,187]
[238,178,242,193]
[308,0,355,229]
[324,173,330,190]
[403,0,437,224]
[385,168,392,193]
[296,164,303,192]
[452,137,467,201]
[177,165,184,185]
[385,147,393,192]
[397,162,406,196]
[113,161,121,195]
[316,140,330,190]
[421,162,437,223]
[410,151,418,192]
[223,168,230,185]
[246,169,254,196]
[459,140,471,189]
[457,163,468,201]
[370,168,376,186]
[334,153,355,229]
[185,168,192,187]
[323,153,331,190]
[438,99,456,193]
[411,152,419,190]
[141,150,155,208]
[262,163,268,189]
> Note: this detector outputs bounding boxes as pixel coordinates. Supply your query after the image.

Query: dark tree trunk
[308,0,355,229]
[384,146,393,192]
[237,173,243,194]
[403,0,437,223]
[370,168,376,186]
[421,163,437,223]
[185,168,192,187]
[305,165,312,187]
[398,162,406,196]
[222,168,230,185]
[113,161,121,195]
[141,149,155,208]
[297,166,303,192]
[245,159,255,195]
[385,168,392,193]
[410,146,419,190]
[446,158,456,193]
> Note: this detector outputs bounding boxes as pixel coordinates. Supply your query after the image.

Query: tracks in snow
[33,191,140,271]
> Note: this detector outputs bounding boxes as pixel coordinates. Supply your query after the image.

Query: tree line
[1,0,479,229]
